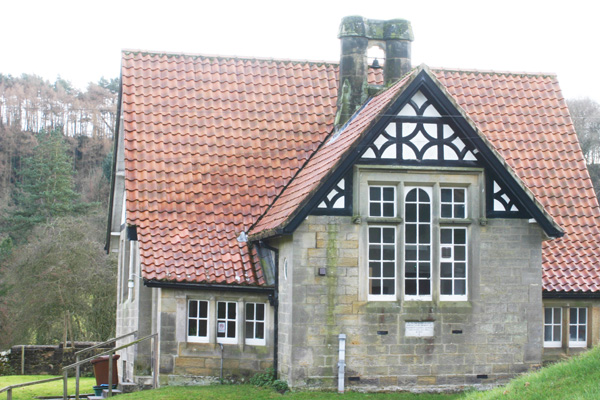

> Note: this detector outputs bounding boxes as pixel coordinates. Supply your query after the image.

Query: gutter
[543,290,600,299]
[256,241,280,379]
[144,280,275,294]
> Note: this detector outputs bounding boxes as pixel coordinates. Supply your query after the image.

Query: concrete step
[134,375,154,387]
[102,388,123,397]
[119,382,139,393]
[36,396,96,400]
[133,375,155,391]
[84,389,122,399]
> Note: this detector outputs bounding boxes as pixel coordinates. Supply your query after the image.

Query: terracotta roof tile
[121,50,600,293]
[250,73,415,235]
[121,51,341,286]
[433,69,600,293]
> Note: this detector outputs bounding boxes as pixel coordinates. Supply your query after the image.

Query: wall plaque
[405,321,434,337]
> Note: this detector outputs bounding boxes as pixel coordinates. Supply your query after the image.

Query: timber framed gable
[284,68,560,237]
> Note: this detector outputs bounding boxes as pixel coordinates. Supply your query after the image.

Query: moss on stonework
[323,222,340,377]
[123,50,338,68]
[325,223,338,329]
[338,16,413,41]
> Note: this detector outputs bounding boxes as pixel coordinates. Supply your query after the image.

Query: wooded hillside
[0,75,117,348]
[0,73,598,350]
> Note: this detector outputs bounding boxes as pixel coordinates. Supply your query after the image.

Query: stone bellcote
[335,16,414,128]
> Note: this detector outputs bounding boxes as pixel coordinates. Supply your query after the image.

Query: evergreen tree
[4,129,81,241]
[97,76,120,95]
[102,151,113,181]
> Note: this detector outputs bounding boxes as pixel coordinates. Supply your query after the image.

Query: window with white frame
[569,307,587,348]
[361,172,474,302]
[544,307,562,348]
[368,226,397,300]
[217,301,237,344]
[245,303,266,345]
[188,299,209,343]
[404,187,432,300]
[439,227,468,300]
[441,187,466,218]
[369,186,396,217]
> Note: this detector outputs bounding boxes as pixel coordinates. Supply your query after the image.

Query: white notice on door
[405,321,434,337]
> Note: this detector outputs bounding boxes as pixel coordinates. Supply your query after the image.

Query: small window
[441,187,466,218]
[369,186,396,217]
[368,226,396,300]
[439,227,468,301]
[217,301,237,344]
[188,300,209,343]
[245,303,266,345]
[544,307,562,348]
[569,307,587,348]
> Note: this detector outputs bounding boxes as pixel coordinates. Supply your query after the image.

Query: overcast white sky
[2,0,599,102]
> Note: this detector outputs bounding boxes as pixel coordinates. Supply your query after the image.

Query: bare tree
[568,98,600,164]
[0,75,117,138]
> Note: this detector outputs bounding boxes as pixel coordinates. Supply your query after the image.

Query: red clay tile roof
[433,69,600,293]
[121,51,340,285]
[250,73,416,235]
[120,50,600,292]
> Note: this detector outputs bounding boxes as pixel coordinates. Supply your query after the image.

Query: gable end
[280,69,562,238]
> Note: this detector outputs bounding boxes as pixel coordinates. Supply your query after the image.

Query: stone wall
[275,215,544,390]
[115,236,154,382]
[157,288,274,385]
[8,342,114,376]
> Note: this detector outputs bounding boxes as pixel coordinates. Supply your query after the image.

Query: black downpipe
[259,241,279,378]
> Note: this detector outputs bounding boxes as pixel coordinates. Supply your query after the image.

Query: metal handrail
[62,332,158,399]
[0,332,157,400]
[0,377,63,400]
[75,331,138,356]
[73,331,138,399]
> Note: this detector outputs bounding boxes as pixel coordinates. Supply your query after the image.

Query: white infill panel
[405,321,434,337]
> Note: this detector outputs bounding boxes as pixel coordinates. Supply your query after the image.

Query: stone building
[106,16,600,390]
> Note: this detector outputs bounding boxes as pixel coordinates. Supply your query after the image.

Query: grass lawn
[0,375,97,400]
[462,346,600,400]
[117,346,600,399]
[3,347,600,400]
[117,385,462,400]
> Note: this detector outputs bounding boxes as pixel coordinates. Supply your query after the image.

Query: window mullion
[433,183,440,301]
